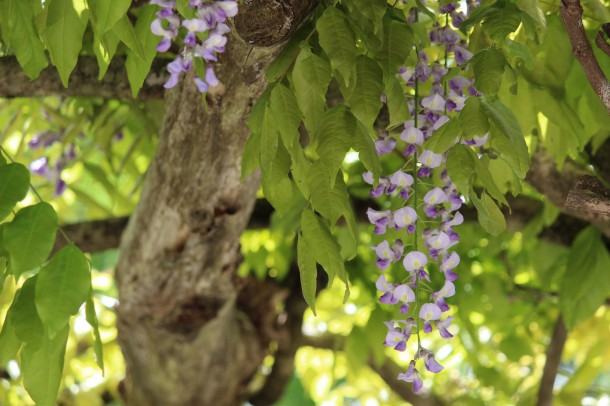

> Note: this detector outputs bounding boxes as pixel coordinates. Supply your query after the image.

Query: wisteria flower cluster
[366,2,480,392]
[28,131,76,197]
[149,0,238,92]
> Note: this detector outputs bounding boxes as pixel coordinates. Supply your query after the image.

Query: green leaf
[113,15,146,60]
[423,117,461,154]
[375,18,413,76]
[481,3,521,42]
[241,130,262,179]
[2,0,48,79]
[45,0,89,87]
[36,244,91,338]
[297,233,317,315]
[124,5,159,97]
[300,209,347,290]
[306,163,350,225]
[505,40,534,69]
[21,325,70,406]
[4,203,58,279]
[316,106,356,181]
[291,49,331,134]
[88,0,131,35]
[86,297,105,371]
[93,29,120,79]
[242,87,273,179]
[516,0,546,40]
[0,311,21,364]
[446,144,475,194]
[560,227,610,330]
[269,84,302,149]
[349,0,386,34]
[481,98,530,179]
[10,276,44,347]
[346,56,384,128]
[384,75,410,129]
[471,152,508,207]
[261,140,294,214]
[0,163,30,221]
[352,121,381,181]
[469,48,506,97]
[316,7,356,85]
[265,25,311,83]
[471,192,506,236]
[459,97,489,138]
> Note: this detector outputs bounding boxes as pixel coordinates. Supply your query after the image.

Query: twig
[536,315,568,406]
[560,0,610,114]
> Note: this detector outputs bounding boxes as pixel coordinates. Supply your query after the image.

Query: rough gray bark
[114,1,316,405]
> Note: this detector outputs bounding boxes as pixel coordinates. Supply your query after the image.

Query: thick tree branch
[560,0,610,114]
[0,56,166,99]
[536,315,568,406]
[528,146,610,238]
[565,175,610,216]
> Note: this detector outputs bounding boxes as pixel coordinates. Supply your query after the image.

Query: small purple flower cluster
[28,132,76,197]
[365,3,479,392]
[149,0,238,92]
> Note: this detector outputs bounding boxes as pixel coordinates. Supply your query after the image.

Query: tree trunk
[115,1,316,405]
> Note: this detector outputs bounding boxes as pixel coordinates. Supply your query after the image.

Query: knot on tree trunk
[234,0,317,46]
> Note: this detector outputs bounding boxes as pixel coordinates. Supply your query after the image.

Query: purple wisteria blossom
[150,0,238,92]
[364,0,476,394]
[397,361,424,392]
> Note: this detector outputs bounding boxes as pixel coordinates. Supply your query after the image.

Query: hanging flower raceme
[363,1,482,393]
[149,0,238,92]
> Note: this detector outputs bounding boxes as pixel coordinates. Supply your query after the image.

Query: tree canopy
[1,0,610,405]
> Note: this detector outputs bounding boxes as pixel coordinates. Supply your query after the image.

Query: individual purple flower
[376,274,399,305]
[54,178,67,197]
[151,18,177,52]
[373,240,401,270]
[164,55,191,89]
[367,208,394,234]
[419,348,444,373]
[389,170,414,199]
[421,93,446,112]
[384,319,415,351]
[401,121,424,156]
[375,137,396,155]
[438,3,457,14]
[426,231,452,260]
[423,187,447,217]
[363,171,390,197]
[415,55,431,82]
[451,11,467,28]
[391,239,404,259]
[403,251,429,281]
[431,64,448,83]
[216,1,238,18]
[440,251,460,281]
[394,206,417,234]
[446,91,466,112]
[463,133,489,147]
[398,361,424,393]
[419,303,442,333]
[29,157,50,177]
[449,76,471,95]
[418,150,443,169]
[431,279,456,311]
[403,251,427,274]
[454,46,473,65]
[394,284,416,313]
[435,316,454,339]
